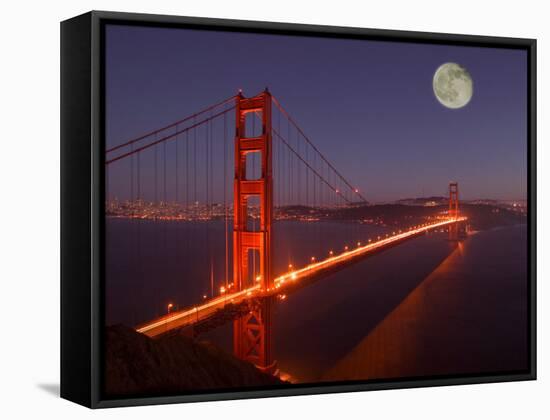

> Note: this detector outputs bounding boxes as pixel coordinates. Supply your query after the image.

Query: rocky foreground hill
[105,325,284,398]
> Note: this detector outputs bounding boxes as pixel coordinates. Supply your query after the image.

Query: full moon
[433,62,473,109]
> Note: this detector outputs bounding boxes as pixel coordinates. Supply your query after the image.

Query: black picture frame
[61,10,537,409]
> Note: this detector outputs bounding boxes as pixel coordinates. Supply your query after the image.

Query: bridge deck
[136,217,467,338]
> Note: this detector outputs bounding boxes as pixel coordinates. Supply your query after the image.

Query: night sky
[106,24,527,202]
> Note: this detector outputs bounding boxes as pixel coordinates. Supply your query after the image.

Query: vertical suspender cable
[130,143,134,207]
[288,118,291,206]
[194,116,197,210]
[186,129,189,210]
[298,132,301,205]
[175,125,179,204]
[137,150,141,202]
[163,139,167,204]
[206,116,209,216]
[277,107,281,207]
[209,112,214,295]
[224,109,228,289]
[154,135,158,205]
[305,140,309,207]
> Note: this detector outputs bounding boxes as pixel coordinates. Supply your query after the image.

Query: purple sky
[105,24,527,202]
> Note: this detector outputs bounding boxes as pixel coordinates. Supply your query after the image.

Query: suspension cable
[272,127,352,204]
[106,107,235,165]
[106,95,237,154]
[272,95,367,203]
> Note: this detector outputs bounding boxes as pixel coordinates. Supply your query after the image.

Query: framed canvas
[60,11,536,408]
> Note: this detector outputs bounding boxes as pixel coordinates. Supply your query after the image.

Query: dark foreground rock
[105,325,284,398]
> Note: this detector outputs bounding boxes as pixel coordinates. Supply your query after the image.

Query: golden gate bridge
[106,89,467,375]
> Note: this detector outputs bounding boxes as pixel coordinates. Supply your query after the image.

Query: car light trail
[136,217,466,337]
[136,284,261,334]
[272,217,467,288]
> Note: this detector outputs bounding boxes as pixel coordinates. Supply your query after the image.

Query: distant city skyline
[106,24,527,202]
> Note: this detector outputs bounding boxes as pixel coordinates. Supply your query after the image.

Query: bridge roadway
[136,217,467,338]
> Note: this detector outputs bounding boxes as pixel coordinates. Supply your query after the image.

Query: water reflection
[322,225,528,381]
[106,219,528,383]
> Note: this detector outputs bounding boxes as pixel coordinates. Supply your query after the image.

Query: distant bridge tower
[448,181,459,241]
[233,89,276,373]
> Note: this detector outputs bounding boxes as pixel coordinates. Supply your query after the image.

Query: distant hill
[105,325,284,398]
[395,196,447,206]
[276,202,525,231]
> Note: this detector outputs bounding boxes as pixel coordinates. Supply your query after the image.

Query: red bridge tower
[449,181,460,241]
[233,89,276,373]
